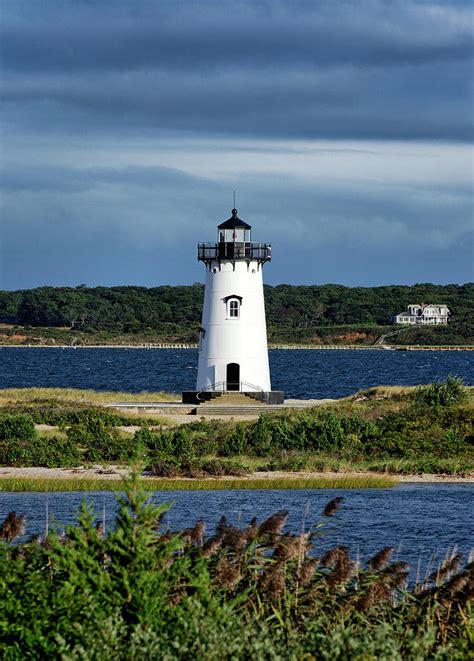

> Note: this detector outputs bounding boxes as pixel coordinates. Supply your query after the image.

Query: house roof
[398,304,449,317]
[407,303,449,310]
[218,208,252,230]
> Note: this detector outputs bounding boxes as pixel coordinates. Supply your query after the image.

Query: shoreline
[0,466,472,488]
[1,343,473,351]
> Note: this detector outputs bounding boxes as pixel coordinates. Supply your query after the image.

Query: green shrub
[133,426,159,448]
[197,458,247,477]
[308,410,346,450]
[262,452,311,472]
[87,431,138,462]
[67,416,137,462]
[439,429,468,455]
[136,426,197,461]
[414,375,467,407]
[0,435,82,467]
[0,413,37,442]
[172,427,196,462]
[67,415,111,447]
[180,419,223,456]
[134,427,173,454]
[148,452,182,477]
[249,414,275,456]
[340,413,380,441]
[37,436,83,467]
[220,423,249,456]
[0,438,38,467]
[338,433,365,458]
[148,456,247,477]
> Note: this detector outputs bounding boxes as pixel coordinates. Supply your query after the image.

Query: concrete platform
[182,390,285,405]
[107,398,335,418]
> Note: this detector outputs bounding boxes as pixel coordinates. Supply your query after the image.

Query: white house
[394,304,450,325]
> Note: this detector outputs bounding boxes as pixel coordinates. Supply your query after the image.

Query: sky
[0,0,473,290]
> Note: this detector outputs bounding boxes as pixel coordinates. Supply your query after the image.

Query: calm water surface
[1,484,473,577]
[0,347,472,398]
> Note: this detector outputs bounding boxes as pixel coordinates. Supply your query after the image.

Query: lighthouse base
[182,390,285,405]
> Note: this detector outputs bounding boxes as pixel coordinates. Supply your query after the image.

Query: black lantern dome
[218,208,252,230]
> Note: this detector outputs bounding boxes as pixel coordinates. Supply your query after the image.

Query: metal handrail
[241,381,269,402]
[196,381,225,402]
[199,381,226,393]
[240,380,264,392]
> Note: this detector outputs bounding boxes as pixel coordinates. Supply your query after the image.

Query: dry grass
[332,384,474,417]
[0,387,180,406]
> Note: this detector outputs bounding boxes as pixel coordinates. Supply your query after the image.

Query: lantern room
[217,208,252,243]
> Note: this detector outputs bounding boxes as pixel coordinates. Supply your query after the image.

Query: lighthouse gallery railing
[198,242,271,262]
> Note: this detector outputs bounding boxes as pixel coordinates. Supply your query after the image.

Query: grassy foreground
[0,473,471,659]
[0,474,397,492]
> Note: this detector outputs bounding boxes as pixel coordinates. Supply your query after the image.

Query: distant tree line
[0,283,472,338]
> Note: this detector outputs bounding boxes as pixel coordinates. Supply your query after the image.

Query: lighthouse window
[228,299,240,318]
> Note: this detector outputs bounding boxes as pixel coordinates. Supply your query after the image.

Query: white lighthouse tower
[183,208,283,404]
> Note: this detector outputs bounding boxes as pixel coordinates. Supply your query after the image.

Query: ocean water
[1,484,473,578]
[0,347,472,398]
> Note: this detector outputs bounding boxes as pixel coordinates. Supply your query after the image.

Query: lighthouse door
[226,363,240,391]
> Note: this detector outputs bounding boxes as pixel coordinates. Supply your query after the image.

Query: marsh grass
[0,474,397,492]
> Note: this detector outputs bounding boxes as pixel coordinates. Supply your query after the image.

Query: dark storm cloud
[1,0,472,140]
[3,1,471,72]
[1,1,472,290]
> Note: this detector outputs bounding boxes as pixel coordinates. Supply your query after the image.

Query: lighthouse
[183,208,283,404]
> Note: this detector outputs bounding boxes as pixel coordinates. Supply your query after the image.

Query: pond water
[2,484,473,578]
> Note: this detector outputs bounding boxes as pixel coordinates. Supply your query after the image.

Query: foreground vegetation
[0,474,472,658]
[1,282,472,345]
[0,378,472,478]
